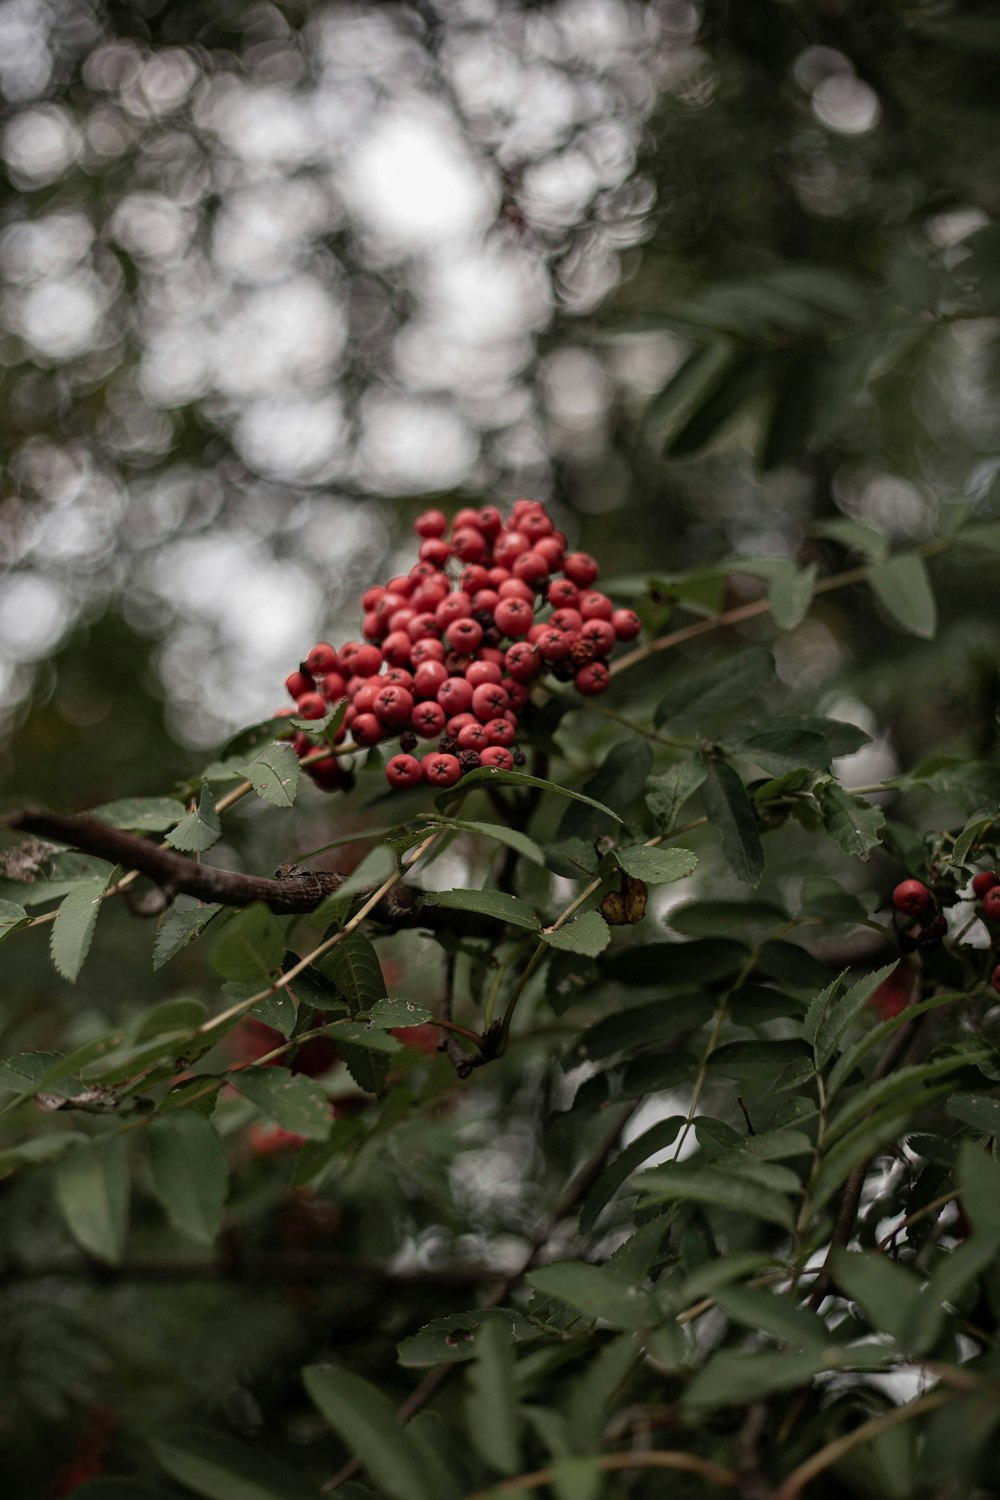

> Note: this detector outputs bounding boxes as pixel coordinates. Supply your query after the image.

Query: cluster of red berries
[277,499,641,791]
[892,871,1000,992]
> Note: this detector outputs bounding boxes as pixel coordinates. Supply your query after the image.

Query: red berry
[361,585,386,611]
[563,552,599,587]
[388,607,417,634]
[480,746,514,771]
[410,560,443,582]
[415,509,448,538]
[319,672,348,702]
[579,590,613,621]
[892,879,931,916]
[411,580,449,611]
[445,617,484,653]
[285,669,314,700]
[446,712,478,736]
[550,607,583,634]
[306,642,339,675]
[575,662,610,696]
[406,611,440,642]
[382,666,413,689]
[580,618,616,656]
[512,550,550,586]
[472,588,501,615]
[472,682,509,721]
[504,642,540,682]
[374,685,414,727]
[485,717,516,747]
[351,713,382,746]
[536,627,571,663]
[436,592,472,628]
[992,964,1000,997]
[458,722,490,750]
[611,608,642,642]
[477,505,503,538]
[480,646,505,668]
[498,577,536,604]
[466,659,503,688]
[422,752,462,788]
[515,508,553,541]
[387,574,414,597]
[494,597,533,638]
[438,676,474,714]
[412,701,447,739]
[461,564,491,594]
[295,692,327,720]
[411,637,446,666]
[362,610,384,641]
[452,526,488,564]
[453,506,482,531]
[494,530,531,566]
[386,753,423,788]
[534,536,565,570]
[502,678,529,710]
[351,681,378,713]
[547,578,579,609]
[487,566,511,587]
[351,643,383,677]
[381,631,413,668]
[973,871,999,900]
[445,650,474,676]
[308,755,350,792]
[984,888,1000,922]
[413,660,449,698]
[419,537,452,568]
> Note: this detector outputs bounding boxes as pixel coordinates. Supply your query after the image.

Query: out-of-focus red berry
[611,608,642,641]
[415,509,448,538]
[306,642,339,675]
[973,871,999,899]
[576,661,610,696]
[563,552,600,587]
[466,659,503,687]
[296,692,327,720]
[386,753,423,788]
[285,669,314,700]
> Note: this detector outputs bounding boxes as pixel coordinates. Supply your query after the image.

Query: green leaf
[54,1136,129,1264]
[566,1334,642,1453]
[550,1457,602,1500]
[249,991,298,1038]
[146,1112,228,1244]
[91,797,187,831]
[826,991,967,1098]
[311,846,400,927]
[813,518,889,562]
[685,1345,892,1412]
[133,997,208,1042]
[443,768,622,822]
[710,1038,812,1081]
[808,962,898,1068]
[544,839,600,880]
[701,759,764,886]
[50,868,117,981]
[420,817,545,866]
[337,1041,390,1097]
[365,997,432,1029]
[907,758,1000,816]
[153,904,223,971]
[324,1020,401,1052]
[604,939,748,986]
[654,648,775,730]
[150,1428,320,1500]
[644,755,707,833]
[958,1140,1000,1237]
[231,1069,331,1140]
[798,878,867,925]
[612,845,698,884]
[315,932,387,1012]
[303,1365,434,1500]
[420,888,540,929]
[542,911,610,957]
[527,1262,658,1332]
[242,740,301,808]
[557,739,654,840]
[465,1320,523,1478]
[713,1286,827,1346]
[827,1058,978,1145]
[637,1161,795,1229]
[397,1310,541,1368]
[866,553,937,638]
[165,783,222,854]
[209,903,284,984]
[671,900,786,937]
[726,724,832,776]
[579,1118,685,1232]
[820,783,885,859]
[769,562,817,630]
[0,1132,83,1181]
[0,898,30,945]
[829,1250,922,1344]
[571,995,710,1065]
[947,1093,1000,1136]
[955,520,1000,554]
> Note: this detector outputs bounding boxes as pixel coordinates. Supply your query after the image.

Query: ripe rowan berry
[892,879,931,916]
[446,712,478,736]
[415,510,448,538]
[319,671,348,702]
[374,685,414,727]
[494,530,531,565]
[611,608,642,641]
[386,753,423,788]
[388,606,417,634]
[382,666,413,689]
[579,591,613,621]
[497,579,536,607]
[487,566,512,587]
[386,574,414,597]
[984,887,1000,922]
[547,578,579,609]
[485,718,516,747]
[445,617,484,653]
[306,643,339,675]
[472,588,501,617]
[381,631,413,667]
[406,611,440,642]
[309,756,352,792]
[351,680,379,713]
[534,536,565,570]
[575,661,610,696]
[295,692,327,720]
[502,678,529,710]
[351,643,383,678]
[480,746,514,771]
[445,650,474,676]
[563,552,599,587]
[351,713,382,746]
[504,642,540,682]
[285,669,314,700]
[413,660,448,698]
[516,508,553,541]
[471,682,509,721]
[512,550,550,586]
[411,580,449,611]
[362,611,383,641]
[458,722,490,750]
[361,585,386,612]
[419,537,452,568]
[550,606,583,634]
[452,526,488,564]
[477,505,503,538]
[453,506,482,531]
[436,592,472,628]
[437,676,474,714]
[466,659,503,687]
[494,597,533,637]
[422,752,462,787]
[410,638,446,666]
[461,564,491,594]
[537,627,571,663]
[580,618,616,656]
[973,871,999,899]
[412,700,446,739]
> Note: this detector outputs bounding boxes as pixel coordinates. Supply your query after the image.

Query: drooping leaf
[242,740,301,808]
[820,783,885,859]
[654,648,775,730]
[701,759,764,886]
[165,783,222,854]
[146,1111,228,1244]
[557,740,654,840]
[50,867,118,982]
[644,755,707,833]
[542,911,611,957]
[303,1366,434,1500]
[444,767,622,822]
[684,1344,892,1413]
[337,1042,390,1097]
[315,932,387,1012]
[866,553,937,638]
[150,1428,320,1500]
[612,845,698,884]
[230,1069,331,1140]
[133,997,208,1042]
[808,962,898,1068]
[670,900,786,937]
[579,1118,685,1233]
[829,1250,923,1345]
[365,997,432,1029]
[570,995,710,1065]
[153,904,224,971]
[527,1262,658,1332]
[637,1161,795,1229]
[726,724,832,776]
[420,817,545,866]
[54,1136,129,1264]
[713,1286,827,1346]
[813,517,889,562]
[91,797,187,831]
[420,888,540,929]
[209,903,284,984]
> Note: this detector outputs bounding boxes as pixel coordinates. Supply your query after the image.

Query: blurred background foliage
[1,0,999,1493]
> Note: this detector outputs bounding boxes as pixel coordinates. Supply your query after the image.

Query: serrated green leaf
[443,768,622,822]
[637,1161,794,1229]
[153,904,223,971]
[365,998,432,1028]
[829,1250,922,1344]
[54,1136,129,1264]
[421,888,540,929]
[231,1068,331,1140]
[150,1428,320,1500]
[809,962,898,1068]
[397,1310,541,1368]
[542,911,610,957]
[579,1118,685,1233]
[311,845,398,927]
[209,903,283,983]
[0,898,30,945]
[710,1038,812,1081]
[91,797,187,831]
[644,755,707,833]
[304,1366,434,1500]
[50,869,117,981]
[557,740,654,841]
[132,997,208,1042]
[337,1041,390,1096]
[866,553,937,638]
[769,562,817,630]
[570,995,710,1066]
[324,1020,400,1052]
[166,784,223,854]
[529,1259,655,1333]
[714,1285,827,1346]
[147,1111,228,1244]
[315,932,387,1013]
[827,1058,977,1145]
[242,740,301,808]
[727,725,832,776]
[655,648,775,731]
[820,783,885,859]
[420,817,545,866]
[702,759,764,886]
[464,1320,523,1478]
[612,845,697,884]
[947,1093,1000,1136]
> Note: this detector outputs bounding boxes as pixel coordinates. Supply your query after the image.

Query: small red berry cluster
[893,871,1000,991]
[277,499,641,791]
